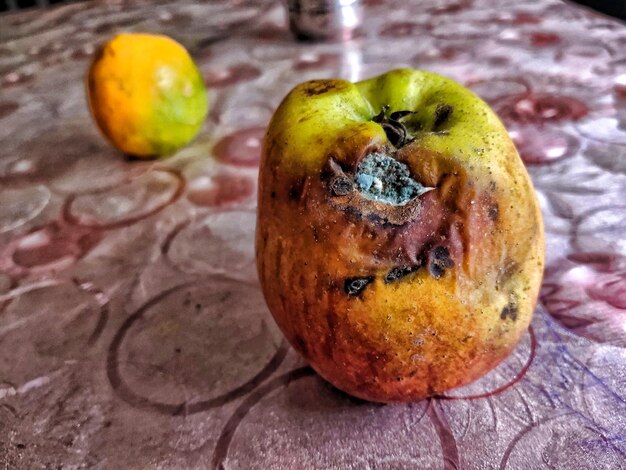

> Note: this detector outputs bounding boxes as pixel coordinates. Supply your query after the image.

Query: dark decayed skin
[256,70,544,403]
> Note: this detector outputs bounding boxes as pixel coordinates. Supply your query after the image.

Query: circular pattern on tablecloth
[0,185,50,234]
[500,413,624,469]
[63,168,184,229]
[466,77,530,105]
[0,220,102,277]
[204,64,261,88]
[0,280,108,383]
[164,210,256,282]
[212,127,264,167]
[107,279,286,415]
[573,205,626,257]
[584,141,626,174]
[576,113,626,146]
[495,92,589,126]
[580,346,626,436]
[437,328,536,400]
[186,172,255,209]
[509,126,580,165]
[541,261,626,347]
[212,369,450,469]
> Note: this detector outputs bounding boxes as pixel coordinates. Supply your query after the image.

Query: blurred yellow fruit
[86,33,208,158]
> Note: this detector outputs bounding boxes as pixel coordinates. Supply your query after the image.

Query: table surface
[1,0,626,468]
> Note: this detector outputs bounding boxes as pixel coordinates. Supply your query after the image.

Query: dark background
[2,0,66,12]
[0,0,625,20]
[571,0,626,20]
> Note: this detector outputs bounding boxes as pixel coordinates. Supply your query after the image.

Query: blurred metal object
[285,0,363,41]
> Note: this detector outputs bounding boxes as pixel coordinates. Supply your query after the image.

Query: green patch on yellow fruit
[87,33,208,158]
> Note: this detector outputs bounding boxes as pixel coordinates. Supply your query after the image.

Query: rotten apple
[256,69,544,403]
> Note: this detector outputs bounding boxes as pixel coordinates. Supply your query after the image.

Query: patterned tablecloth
[1,0,625,468]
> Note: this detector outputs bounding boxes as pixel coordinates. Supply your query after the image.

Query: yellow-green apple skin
[256,69,544,403]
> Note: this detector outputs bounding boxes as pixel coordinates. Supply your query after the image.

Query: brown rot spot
[324,309,339,358]
[344,276,374,296]
[488,203,499,221]
[330,175,353,196]
[428,246,454,279]
[500,302,518,321]
[302,80,336,96]
[434,104,454,130]
[496,260,519,289]
[311,226,320,242]
[365,350,389,375]
[288,177,308,201]
[384,264,421,283]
